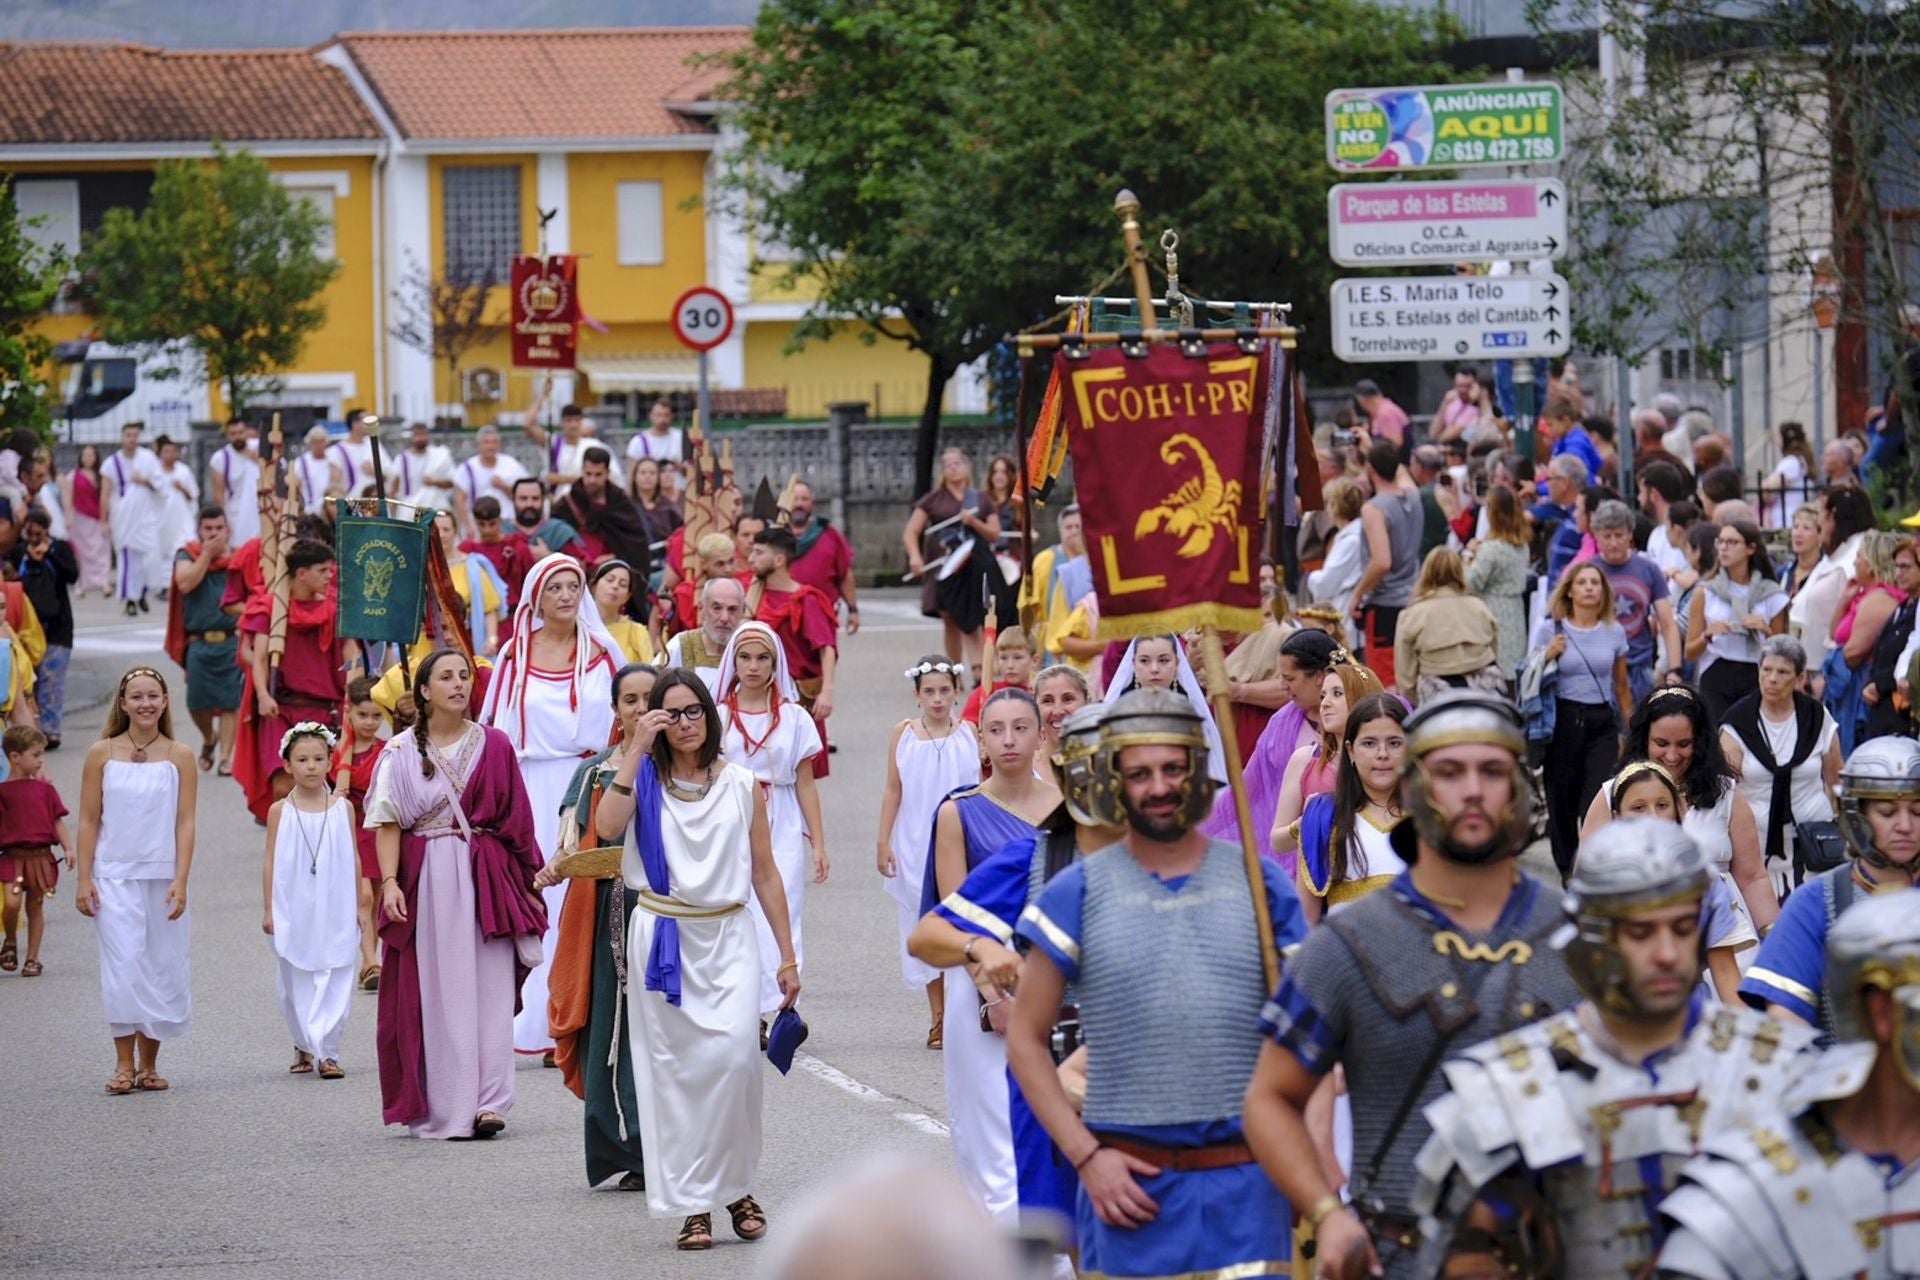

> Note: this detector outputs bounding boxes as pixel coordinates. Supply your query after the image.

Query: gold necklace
[127,730,162,763]
[665,763,717,802]
[1410,871,1469,910]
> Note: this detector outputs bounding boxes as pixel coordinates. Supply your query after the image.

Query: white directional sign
[1328,179,1567,267]
[1331,273,1571,363]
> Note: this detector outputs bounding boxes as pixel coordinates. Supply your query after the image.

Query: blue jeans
[1628,659,1656,712]
[35,644,70,740]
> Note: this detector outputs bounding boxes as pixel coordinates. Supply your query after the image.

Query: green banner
[1326,82,1563,172]
[334,506,430,644]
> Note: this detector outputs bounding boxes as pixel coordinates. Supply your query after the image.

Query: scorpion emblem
[362,554,396,602]
[1133,433,1242,559]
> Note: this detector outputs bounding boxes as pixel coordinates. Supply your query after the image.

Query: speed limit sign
[671,287,735,352]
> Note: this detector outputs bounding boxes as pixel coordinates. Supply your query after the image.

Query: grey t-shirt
[1529,616,1627,706]
[1364,485,1423,609]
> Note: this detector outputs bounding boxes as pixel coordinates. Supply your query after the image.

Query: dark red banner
[510,254,578,369]
[1060,342,1267,638]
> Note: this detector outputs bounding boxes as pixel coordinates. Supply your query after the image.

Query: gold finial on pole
[1113,189,1159,327]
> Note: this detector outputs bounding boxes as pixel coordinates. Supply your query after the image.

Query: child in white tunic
[875,655,979,1045]
[74,666,198,1095]
[715,622,827,1016]
[263,723,360,1077]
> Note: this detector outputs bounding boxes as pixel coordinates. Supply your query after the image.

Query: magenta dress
[69,470,110,594]
[1198,702,1313,872]
[368,724,547,1139]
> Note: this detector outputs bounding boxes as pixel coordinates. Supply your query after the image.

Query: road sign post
[1326,81,1564,172]
[1328,179,1566,267]
[670,286,736,430]
[1329,273,1570,364]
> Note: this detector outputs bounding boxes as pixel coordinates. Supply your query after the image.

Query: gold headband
[1610,759,1680,807]
[120,666,165,686]
[1646,686,1698,709]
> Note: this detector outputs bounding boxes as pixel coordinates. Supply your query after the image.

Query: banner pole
[1111,189,1280,991]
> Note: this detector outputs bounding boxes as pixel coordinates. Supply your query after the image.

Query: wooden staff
[262,413,293,677]
[1112,189,1280,992]
[1012,343,1038,636]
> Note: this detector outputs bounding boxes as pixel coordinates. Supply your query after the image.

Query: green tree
[85,146,338,418]
[0,178,70,442]
[717,0,1461,494]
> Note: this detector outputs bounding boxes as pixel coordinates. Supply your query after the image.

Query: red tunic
[232,594,346,822]
[333,738,386,881]
[789,524,854,605]
[462,534,533,610]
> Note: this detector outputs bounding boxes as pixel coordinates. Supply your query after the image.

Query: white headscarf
[714,620,801,705]
[1101,635,1229,783]
[480,552,625,744]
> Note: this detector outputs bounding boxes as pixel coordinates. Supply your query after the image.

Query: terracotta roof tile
[335,28,749,143]
[0,42,382,145]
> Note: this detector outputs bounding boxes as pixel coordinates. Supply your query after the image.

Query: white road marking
[793,1051,951,1137]
[70,624,169,655]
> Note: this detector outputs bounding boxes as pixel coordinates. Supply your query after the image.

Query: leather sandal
[677,1214,713,1251]
[616,1172,645,1192]
[317,1060,345,1080]
[20,958,42,977]
[358,964,381,992]
[473,1111,505,1138]
[105,1067,135,1096]
[0,942,15,971]
[727,1195,768,1242]
[133,1071,170,1091]
[290,1049,314,1074]
[927,1014,943,1050]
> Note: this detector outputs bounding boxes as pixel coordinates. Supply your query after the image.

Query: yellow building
[0,30,958,436]
[0,42,385,434]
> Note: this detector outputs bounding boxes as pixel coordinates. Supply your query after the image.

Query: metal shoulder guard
[1414,1014,1579,1273]
[1657,1120,1860,1280]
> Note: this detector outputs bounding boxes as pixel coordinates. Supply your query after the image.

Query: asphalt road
[4,587,964,1277]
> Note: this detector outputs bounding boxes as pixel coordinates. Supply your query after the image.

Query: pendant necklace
[922,715,956,764]
[666,763,717,802]
[128,730,162,763]
[291,798,328,875]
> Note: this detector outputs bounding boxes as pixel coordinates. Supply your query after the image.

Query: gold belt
[191,630,232,644]
[635,889,745,921]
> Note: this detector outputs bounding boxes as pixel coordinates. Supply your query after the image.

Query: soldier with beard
[1005,687,1308,1280]
[1244,691,1581,1280]
[1412,820,1813,1279]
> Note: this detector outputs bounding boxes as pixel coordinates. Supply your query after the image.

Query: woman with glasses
[1685,519,1787,719]
[1295,694,1408,926]
[593,669,798,1251]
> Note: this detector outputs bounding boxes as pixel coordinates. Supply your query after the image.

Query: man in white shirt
[453,426,529,539]
[207,417,262,545]
[662,575,745,691]
[105,420,163,614]
[330,409,393,500]
[526,403,593,502]
[154,434,200,562]
[625,398,684,492]
[391,421,456,515]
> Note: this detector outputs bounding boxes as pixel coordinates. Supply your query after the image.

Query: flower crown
[279,721,339,759]
[905,660,963,680]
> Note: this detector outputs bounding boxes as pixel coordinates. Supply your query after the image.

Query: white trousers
[96,877,191,1040]
[275,958,354,1061]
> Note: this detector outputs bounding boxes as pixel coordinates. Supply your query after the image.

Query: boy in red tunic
[234,539,357,821]
[0,725,73,978]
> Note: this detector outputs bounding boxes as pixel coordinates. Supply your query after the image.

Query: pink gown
[368,724,546,1139]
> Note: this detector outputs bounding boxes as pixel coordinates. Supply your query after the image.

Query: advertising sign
[1326,82,1564,172]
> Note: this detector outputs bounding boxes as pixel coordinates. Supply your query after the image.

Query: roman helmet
[1835,736,1920,874]
[1399,690,1533,863]
[1559,818,1712,1019]
[1825,892,1920,1091]
[1098,686,1214,831]
[1054,704,1120,829]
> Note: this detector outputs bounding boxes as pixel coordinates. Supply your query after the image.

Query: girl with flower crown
[262,721,359,1079]
[876,654,980,1048]
[714,622,828,1018]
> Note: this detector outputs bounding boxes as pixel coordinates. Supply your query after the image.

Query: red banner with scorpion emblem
[1059,342,1268,638]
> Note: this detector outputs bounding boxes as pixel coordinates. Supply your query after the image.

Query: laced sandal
[289,1049,314,1074]
[132,1071,169,1091]
[198,742,215,772]
[105,1067,135,1096]
[317,1060,345,1080]
[727,1195,768,1242]
[927,1013,943,1050]
[677,1214,713,1251]
[0,942,15,971]
[358,964,381,991]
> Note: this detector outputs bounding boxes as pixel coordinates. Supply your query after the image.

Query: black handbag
[1792,820,1849,875]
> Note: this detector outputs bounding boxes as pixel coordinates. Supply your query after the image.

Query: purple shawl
[632,757,682,1006]
[1199,700,1308,856]
[376,726,548,1127]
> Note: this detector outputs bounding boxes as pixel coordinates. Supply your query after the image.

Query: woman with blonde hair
[1466,484,1531,677]
[1820,527,1911,753]
[1303,478,1367,643]
[1528,560,1632,878]
[1394,547,1504,705]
